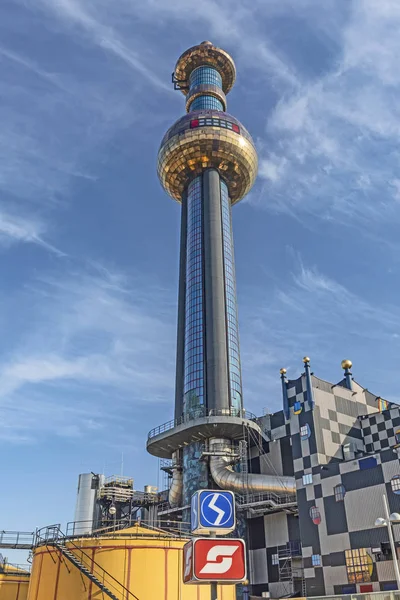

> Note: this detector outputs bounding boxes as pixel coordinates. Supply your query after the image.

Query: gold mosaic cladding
[175,42,236,96]
[158,126,258,204]
[186,84,227,112]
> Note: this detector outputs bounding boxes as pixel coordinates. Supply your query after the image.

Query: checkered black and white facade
[246,368,400,598]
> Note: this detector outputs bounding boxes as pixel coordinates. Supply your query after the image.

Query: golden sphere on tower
[157,111,258,204]
[303,356,310,363]
[280,368,287,375]
[341,359,352,370]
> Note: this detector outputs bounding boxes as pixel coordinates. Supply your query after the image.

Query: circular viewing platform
[146,408,264,459]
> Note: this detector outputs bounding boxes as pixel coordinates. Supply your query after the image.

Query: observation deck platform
[146,408,265,459]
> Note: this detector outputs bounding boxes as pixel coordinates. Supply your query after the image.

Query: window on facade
[300,424,311,440]
[334,484,346,501]
[345,549,372,583]
[302,473,313,485]
[396,430,400,445]
[271,554,279,566]
[391,476,400,495]
[312,554,321,567]
[309,506,321,525]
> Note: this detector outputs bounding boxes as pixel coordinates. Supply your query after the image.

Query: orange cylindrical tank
[0,565,30,600]
[28,525,238,600]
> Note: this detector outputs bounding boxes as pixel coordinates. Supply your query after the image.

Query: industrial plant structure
[2,42,400,600]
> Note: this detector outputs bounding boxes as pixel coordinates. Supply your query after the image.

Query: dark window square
[303,456,311,469]
[314,484,323,499]
[363,426,371,436]
[331,431,341,444]
[381,439,389,449]
[369,416,377,426]
[384,412,392,421]
[378,422,386,432]
[387,428,394,438]
[372,433,380,442]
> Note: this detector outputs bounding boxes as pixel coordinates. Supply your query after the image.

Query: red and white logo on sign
[183,541,193,583]
[193,538,246,582]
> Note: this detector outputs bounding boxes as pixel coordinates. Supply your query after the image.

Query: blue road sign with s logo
[200,491,235,529]
[191,490,235,535]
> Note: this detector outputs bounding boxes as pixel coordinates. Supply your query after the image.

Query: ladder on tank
[36,525,140,600]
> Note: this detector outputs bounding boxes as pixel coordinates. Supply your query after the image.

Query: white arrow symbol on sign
[208,493,225,525]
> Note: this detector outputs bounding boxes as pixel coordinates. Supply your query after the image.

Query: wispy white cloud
[0,263,176,443]
[251,1,400,229]
[239,253,400,413]
[0,210,63,255]
[34,0,171,92]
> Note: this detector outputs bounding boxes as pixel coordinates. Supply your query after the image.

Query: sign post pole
[210,531,218,600]
[211,582,218,600]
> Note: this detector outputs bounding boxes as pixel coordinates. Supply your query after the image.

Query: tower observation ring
[157,110,258,204]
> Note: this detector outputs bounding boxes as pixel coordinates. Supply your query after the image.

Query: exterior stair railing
[36,525,139,600]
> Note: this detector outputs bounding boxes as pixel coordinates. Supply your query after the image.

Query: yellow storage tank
[0,562,30,600]
[28,524,237,600]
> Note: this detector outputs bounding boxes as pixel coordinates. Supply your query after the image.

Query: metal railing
[65,518,191,539]
[278,541,302,558]
[312,593,400,600]
[0,560,31,575]
[0,531,35,549]
[236,490,297,508]
[104,475,133,487]
[36,525,140,600]
[148,407,258,440]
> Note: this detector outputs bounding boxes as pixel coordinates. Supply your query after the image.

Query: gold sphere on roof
[280,368,287,375]
[303,356,310,363]
[341,359,352,370]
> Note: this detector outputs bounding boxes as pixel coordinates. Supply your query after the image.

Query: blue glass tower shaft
[173,57,244,434]
[181,173,243,420]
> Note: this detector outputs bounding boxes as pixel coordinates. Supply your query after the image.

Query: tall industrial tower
[147,42,294,511]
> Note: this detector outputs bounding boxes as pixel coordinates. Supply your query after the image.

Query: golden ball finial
[280,368,287,375]
[303,356,310,363]
[341,359,352,370]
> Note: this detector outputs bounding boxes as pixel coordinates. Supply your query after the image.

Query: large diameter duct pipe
[209,438,296,495]
[169,451,183,508]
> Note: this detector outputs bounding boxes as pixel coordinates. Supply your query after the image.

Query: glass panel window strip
[183,176,204,416]
[220,179,242,413]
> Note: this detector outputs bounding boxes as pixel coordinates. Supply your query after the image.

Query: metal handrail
[148,407,258,440]
[0,561,31,575]
[36,525,140,600]
[236,490,297,506]
[0,530,35,548]
[65,518,191,539]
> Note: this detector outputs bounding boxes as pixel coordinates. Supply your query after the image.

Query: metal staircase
[36,526,139,600]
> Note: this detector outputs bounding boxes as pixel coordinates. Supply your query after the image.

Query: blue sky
[2,0,400,557]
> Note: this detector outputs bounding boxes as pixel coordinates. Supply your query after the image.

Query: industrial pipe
[168,451,183,507]
[209,438,296,495]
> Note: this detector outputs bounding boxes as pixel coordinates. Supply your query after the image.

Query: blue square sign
[191,490,235,535]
